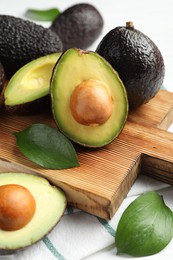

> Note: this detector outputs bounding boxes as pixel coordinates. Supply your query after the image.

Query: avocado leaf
[115,191,173,257]
[24,8,60,21]
[14,123,79,169]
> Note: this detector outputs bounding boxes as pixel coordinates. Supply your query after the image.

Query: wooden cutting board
[0,90,173,219]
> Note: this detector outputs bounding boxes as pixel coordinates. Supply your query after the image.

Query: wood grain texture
[0,90,173,219]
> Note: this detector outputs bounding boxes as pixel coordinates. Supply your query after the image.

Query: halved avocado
[4,52,61,115]
[0,172,66,252]
[50,48,128,148]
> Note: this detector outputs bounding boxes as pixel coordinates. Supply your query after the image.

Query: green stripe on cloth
[43,236,66,260]
[66,205,74,215]
[97,217,115,237]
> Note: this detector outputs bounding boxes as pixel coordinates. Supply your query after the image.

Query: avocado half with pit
[50,48,128,148]
[4,52,61,115]
[0,172,66,252]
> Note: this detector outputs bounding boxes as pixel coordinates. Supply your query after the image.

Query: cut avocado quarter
[0,172,66,251]
[4,52,62,115]
[50,48,128,148]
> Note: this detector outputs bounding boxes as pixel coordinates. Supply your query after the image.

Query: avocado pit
[70,79,113,126]
[0,184,36,231]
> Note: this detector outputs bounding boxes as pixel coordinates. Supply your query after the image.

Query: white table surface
[0,1,173,260]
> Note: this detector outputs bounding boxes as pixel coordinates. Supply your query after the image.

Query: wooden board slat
[0,90,173,219]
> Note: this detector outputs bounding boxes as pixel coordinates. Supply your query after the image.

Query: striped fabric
[13,171,173,260]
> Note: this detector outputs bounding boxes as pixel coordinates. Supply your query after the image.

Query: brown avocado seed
[0,184,36,231]
[70,80,113,126]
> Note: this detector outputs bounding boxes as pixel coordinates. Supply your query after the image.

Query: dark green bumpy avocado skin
[50,3,103,50]
[0,15,63,78]
[0,62,5,93]
[96,23,165,108]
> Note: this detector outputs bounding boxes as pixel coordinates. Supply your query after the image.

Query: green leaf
[115,191,173,257]
[14,124,79,169]
[24,8,60,21]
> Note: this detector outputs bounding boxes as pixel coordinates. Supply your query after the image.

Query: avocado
[50,3,103,50]
[96,22,165,108]
[4,52,62,115]
[0,62,5,94]
[50,48,128,148]
[0,172,66,252]
[0,62,5,110]
[0,15,63,79]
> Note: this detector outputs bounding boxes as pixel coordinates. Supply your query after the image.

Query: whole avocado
[50,3,103,50]
[0,15,63,78]
[96,22,165,108]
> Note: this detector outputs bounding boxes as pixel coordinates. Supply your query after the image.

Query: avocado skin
[96,24,165,108]
[5,95,51,115]
[50,3,103,50]
[0,62,5,94]
[0,15,63,79]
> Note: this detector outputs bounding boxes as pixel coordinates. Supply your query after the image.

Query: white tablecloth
[1,1,173,259]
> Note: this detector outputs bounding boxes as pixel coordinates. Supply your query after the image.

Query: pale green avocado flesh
[4,52,61,106]
[51,48,128,147]
[0,172,66,251]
